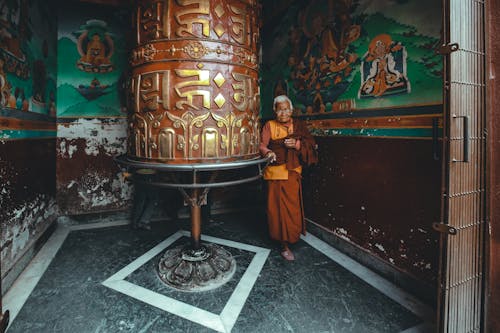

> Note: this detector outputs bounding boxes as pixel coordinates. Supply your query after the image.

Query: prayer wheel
[129,0,261,164]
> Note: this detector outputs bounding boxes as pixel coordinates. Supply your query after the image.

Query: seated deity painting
[74,20,114,73]
[358,34,410,98]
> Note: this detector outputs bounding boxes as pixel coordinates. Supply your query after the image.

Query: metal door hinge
[433,222,457,235]
[437,43,459,55]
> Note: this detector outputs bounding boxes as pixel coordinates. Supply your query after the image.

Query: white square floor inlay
[102,230,271,333]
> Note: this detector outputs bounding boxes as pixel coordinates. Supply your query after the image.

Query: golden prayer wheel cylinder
[128,0,261,164]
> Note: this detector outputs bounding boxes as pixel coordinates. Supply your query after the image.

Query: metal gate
[435,0,487,332]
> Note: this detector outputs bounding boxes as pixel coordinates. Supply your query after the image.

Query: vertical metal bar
[479,1,486,330]
[190,170,201,249]
[472,2,478,330]
[466,85,469,333]
[438,0,451,329]
[471,32,476,333]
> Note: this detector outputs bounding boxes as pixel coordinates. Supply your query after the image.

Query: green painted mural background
[261,0,443,120]
[0,0,57,117]
[57,2,129,118]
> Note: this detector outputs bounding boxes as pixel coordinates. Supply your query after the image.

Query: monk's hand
[284,138,296,149]
[266,151,277,163]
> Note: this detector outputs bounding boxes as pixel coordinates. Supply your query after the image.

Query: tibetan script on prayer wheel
[129,0,261,163]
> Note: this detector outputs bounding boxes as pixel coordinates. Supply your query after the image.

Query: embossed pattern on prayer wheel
[129,0,261,163]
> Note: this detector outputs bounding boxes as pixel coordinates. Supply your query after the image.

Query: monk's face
[275,101,292,123]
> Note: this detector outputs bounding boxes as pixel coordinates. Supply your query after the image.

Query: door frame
[485,0,500,332]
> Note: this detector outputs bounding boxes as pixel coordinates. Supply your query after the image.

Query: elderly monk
[260,95,317,261]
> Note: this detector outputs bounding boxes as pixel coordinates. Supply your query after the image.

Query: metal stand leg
[157,172,236,291]
[190,187,201,250]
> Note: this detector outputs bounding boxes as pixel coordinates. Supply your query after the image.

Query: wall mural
[57,3,128,118]
[359,33,410,99]
[262,0,443,137]
[0,0,57,117]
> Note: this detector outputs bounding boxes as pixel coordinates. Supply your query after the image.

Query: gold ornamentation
[175,0,210,38]
[174,69,210,110]
[132,111,165,158]
[137,72,160,112]
[149,138,158,150]
[159,128,175,158]
[214,4,225,18]
[166,111,210,158]
[214,24,225,38]
[184,41,209,58]
[247,112,260,153]
[142,44,157,60]
[177,134,185,150]
[169,44,176,55]
[214,93,226,108]
[162,0,171,38]
[211,111,246,156]
[138,2,166,43]
[229,5,247,45]
[132,128,144,157]
[131,0,260,162]
[213,73,226,87]
[135,71,171,112]
[239,127,250,155]
[231,72,256,112]
[162,70,171,110]
[131,43,257,69]
[192,134,199,150]
[202,128,219,157]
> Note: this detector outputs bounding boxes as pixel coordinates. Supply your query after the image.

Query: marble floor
[4,212,434,333]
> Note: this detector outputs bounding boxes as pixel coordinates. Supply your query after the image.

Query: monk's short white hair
[273,95,293,112]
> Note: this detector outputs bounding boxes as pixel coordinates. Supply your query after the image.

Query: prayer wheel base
[158,243,236,292]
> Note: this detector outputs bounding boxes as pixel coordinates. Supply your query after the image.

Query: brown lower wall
[0,138,58,280]
[303,136,441,287]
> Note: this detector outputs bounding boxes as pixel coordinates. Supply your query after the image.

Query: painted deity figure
[80,34,110,66]
[75,22,114,73]
[0,0,30,79]
[359,34,410,98]
[287,0,360,112]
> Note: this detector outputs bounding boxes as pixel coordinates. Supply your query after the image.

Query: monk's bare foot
[280,249,295,261]
[280,243,295,261]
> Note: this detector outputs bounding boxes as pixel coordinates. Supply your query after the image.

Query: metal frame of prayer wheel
[129,0,261,164]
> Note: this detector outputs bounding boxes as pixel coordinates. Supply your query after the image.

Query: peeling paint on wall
[333,227,351,242]
[56,118,131,214]
[1,195,58,275]
[57,118,127,157]
[75,170,132,208]
[0,137,58,278]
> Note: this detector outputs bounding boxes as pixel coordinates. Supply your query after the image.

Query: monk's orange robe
[259,119,317,243]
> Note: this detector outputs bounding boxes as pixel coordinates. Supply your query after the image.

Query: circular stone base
[158,243,236,292]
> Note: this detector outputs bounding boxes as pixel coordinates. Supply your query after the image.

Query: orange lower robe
[260,119,317,244]
[266,170,304,243]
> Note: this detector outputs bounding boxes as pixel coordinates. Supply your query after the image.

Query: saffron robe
[259,119,317,243]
